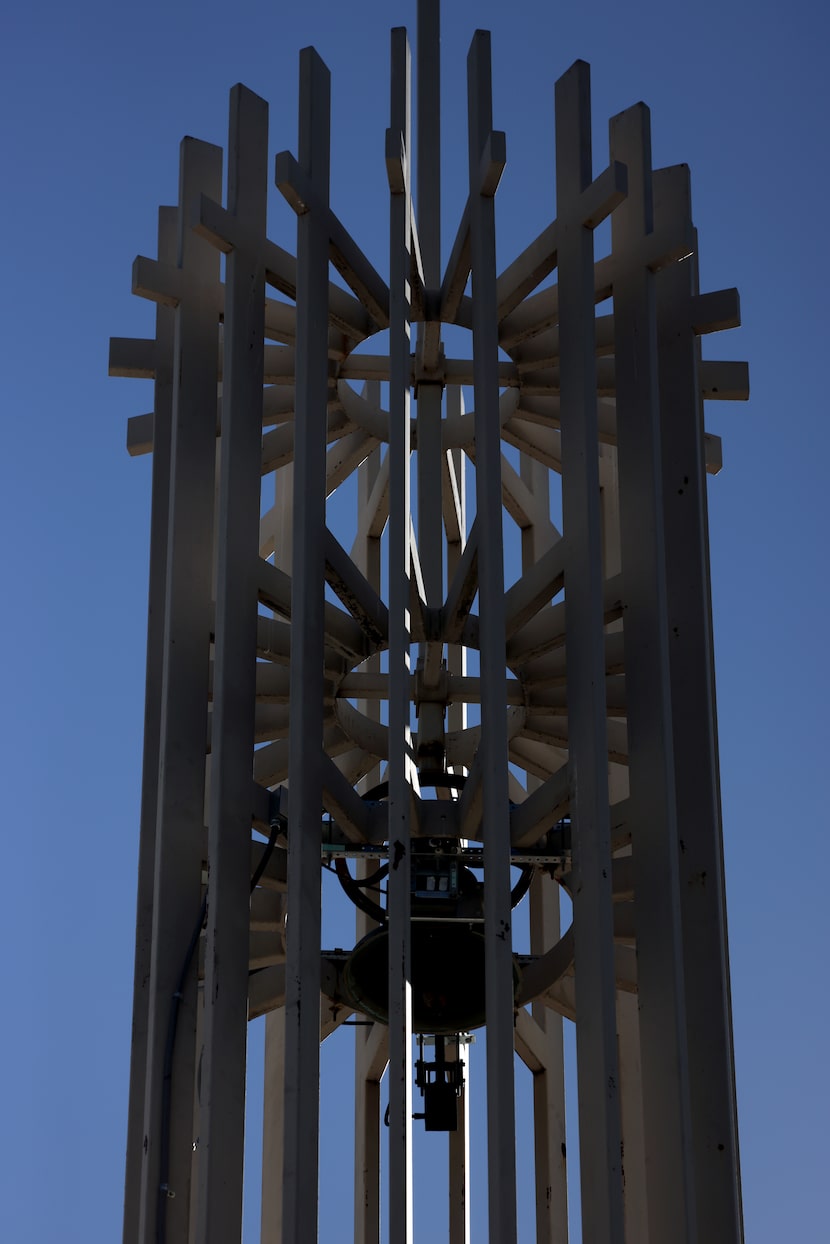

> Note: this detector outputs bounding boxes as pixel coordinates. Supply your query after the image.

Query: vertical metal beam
[123,204,177,1244]
[600,449,650,1243]
[354,1019,387,1244]
[386,27,414,1244]
[416,381,444,614]
[187,987,205,1244]
[138,137,223,1244]
[528,870,568,1244]
[416,0,440,290]
[616,990,649,1241]
[655,166,744,1244]
[446,387,469,1243]
[353,389,385,1244]
[554,60,624,1243]
[282,47,331,1244]
[598,446,622,583]
[354,1034,383,1244]
[609,103,696,1243]
[197,85,269,1243]
[518,450,567,1244]
[444,388,467,752]
[415,0,443,620]
[448,1037,470,1244]
[466,30,518,1244]
[260,467,293,1244]
[261,1008,285,1243]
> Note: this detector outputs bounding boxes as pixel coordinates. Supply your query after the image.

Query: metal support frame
[121,203,176,1244]
[282,48,331,1244]
[386,26,415,1244]
[114,3,746,1240]
[609,104,697,1243]
[654,169,744,1243]
[198,84,269,1241]
[466,32,519,1244]
[119,137,224,1244]
[555,62,624,1242]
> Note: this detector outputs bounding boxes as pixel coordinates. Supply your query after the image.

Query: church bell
[340,840,523,1033]
[344,920,489,1034]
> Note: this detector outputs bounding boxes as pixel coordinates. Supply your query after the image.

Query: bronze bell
[344,921,493,1034]
[338,829,528,1033]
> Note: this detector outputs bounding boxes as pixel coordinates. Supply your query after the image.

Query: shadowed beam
[456,752,483,839]
[506,572,624,665]
[504,538,567,638]
[442,517,479,642]
[324,527,389,644]
[510,765,570,847]
[276,150,391,327]
[321,753,373,842]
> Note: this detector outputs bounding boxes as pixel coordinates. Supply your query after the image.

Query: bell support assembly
[112,1,747,1240]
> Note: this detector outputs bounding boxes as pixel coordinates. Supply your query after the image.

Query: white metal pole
[554,59,624,1243]
[197,84,269,1243]
[281,47,331,1244]
[654,166,744,1243]
[120,204,176,1244]
[609,103,697,1243]
[466,30,518,1244]
[137,137,223,1244]
[386,26,414,1244]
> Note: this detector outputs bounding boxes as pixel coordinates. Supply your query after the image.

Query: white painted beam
[281,48,331,1244]
[386,28,414,1244]
[467,31,518,1242]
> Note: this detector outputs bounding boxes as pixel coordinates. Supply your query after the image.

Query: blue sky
[2,0,828,1239]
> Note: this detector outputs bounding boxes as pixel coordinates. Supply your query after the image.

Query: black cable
[353,862,389,888]
[156,811,285,1243]
[249,813,283,895]
[510,864,535,909]
[334,855,387,924]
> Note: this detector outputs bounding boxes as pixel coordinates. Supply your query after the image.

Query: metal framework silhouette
[112,2,746,1239]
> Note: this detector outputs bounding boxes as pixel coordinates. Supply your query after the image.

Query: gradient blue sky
[2,1,828,1239]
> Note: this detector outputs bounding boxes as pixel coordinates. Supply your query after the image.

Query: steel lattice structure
[112,2,746,1240]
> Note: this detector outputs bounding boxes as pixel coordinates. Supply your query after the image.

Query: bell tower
[112,2,746,1239]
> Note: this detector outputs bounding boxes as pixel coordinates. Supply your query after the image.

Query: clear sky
[2,0,828,1240]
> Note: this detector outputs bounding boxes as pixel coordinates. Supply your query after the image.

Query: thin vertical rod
[197,85,269,1243]
[386,27,414,1244]
[282,47,331,1244]
[467,29,518,1244]
[555,59,624,1243]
